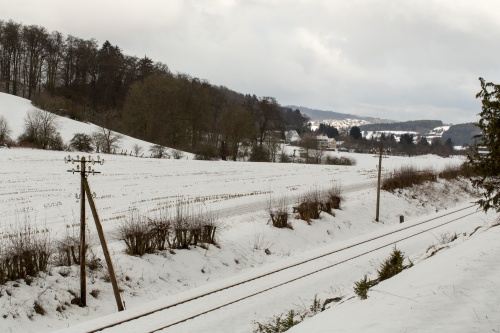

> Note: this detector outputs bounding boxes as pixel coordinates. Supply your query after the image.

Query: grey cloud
[1,0,499,123]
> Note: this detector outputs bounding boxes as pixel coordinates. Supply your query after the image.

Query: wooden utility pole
[65,155,123,311]
[375,146,383,222]
[79,157,87,306]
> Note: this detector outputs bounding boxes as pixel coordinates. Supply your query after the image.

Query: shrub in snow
[321,183,343,213]
[0,222,52,284]
[118,204,219,255]
[148,217,172,251]
[90,289,101,299]
[253,296,324,333]
[54,234,85,266]
[171,149,184,159]
[354,275,374,300]
[325,155,356,166]
[268,195,291,229]
[294,185,344,222]
[118,211,156,256]
[171,202,219,249]
[377,247,406,282]
[253,309,304,333]
[438,163,475,180]
[33,301,46,316]
[295,188,322,223]
[249,146,271,162]
[354,247,408,300]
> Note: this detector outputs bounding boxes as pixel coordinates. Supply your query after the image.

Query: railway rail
[55,204,480,333]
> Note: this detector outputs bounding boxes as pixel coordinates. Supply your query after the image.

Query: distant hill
[287,106,393,123]
[359,120,444,134]
[442,123,481,146]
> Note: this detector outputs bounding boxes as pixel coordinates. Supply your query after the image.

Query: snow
[288,221,500,333]
[0,92,497,333]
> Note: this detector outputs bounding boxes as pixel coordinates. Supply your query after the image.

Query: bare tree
[19,109,60,149]
[132,144,143,156]
[299,133,319,163]
[264,131,281,163]
[92,127,122,154]
[0,116,12,144]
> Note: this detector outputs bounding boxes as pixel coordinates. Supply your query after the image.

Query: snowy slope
[0,92,188,157]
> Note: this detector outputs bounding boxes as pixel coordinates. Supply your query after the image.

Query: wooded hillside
[0,19,309,159]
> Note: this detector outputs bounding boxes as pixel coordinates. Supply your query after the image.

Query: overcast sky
[2,0,500,123]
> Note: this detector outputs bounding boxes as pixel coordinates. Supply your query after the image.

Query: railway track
[54,204,480,333]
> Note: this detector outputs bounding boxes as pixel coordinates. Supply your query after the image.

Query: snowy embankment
[0,92,496,332]
[288,220,500,333]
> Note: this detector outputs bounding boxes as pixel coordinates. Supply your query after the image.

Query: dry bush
[117,211,156,256]
[148,216,172,251]
[171,149,184,159]
[294,185,344,222]
[53,236,75,267]
[200,211,219,245]
[171,202,219,249]
[321,183,344,214]
[325,155,357,166]
[86,249,102,271]
[268,195,291,229]
[382,165,436,192]
[294,188,322,223]
[438,163,476,180]
[118,203,220,255]
[89,289,101,299]
[54,232,84,266]
[0,221,52,284]
[171,203,192,249]
[33,301,46,316]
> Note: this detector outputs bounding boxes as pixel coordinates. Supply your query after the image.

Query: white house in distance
[285,130,301,144]
[313,134,336,149]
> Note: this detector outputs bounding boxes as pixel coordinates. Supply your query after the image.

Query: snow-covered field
[0,93,498,332]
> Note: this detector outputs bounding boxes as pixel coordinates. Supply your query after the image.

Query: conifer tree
[468,78,500,212]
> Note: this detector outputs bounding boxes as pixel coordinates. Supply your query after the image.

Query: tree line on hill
[0,19,309,160]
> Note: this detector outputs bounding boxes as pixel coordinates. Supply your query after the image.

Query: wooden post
[375,146,382,222]
[83,178,124,312]
[79,157,87,307]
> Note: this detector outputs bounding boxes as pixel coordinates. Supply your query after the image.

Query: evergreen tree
[318,123,339,138]
[468,78,500,212]
[350,126,362,140]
